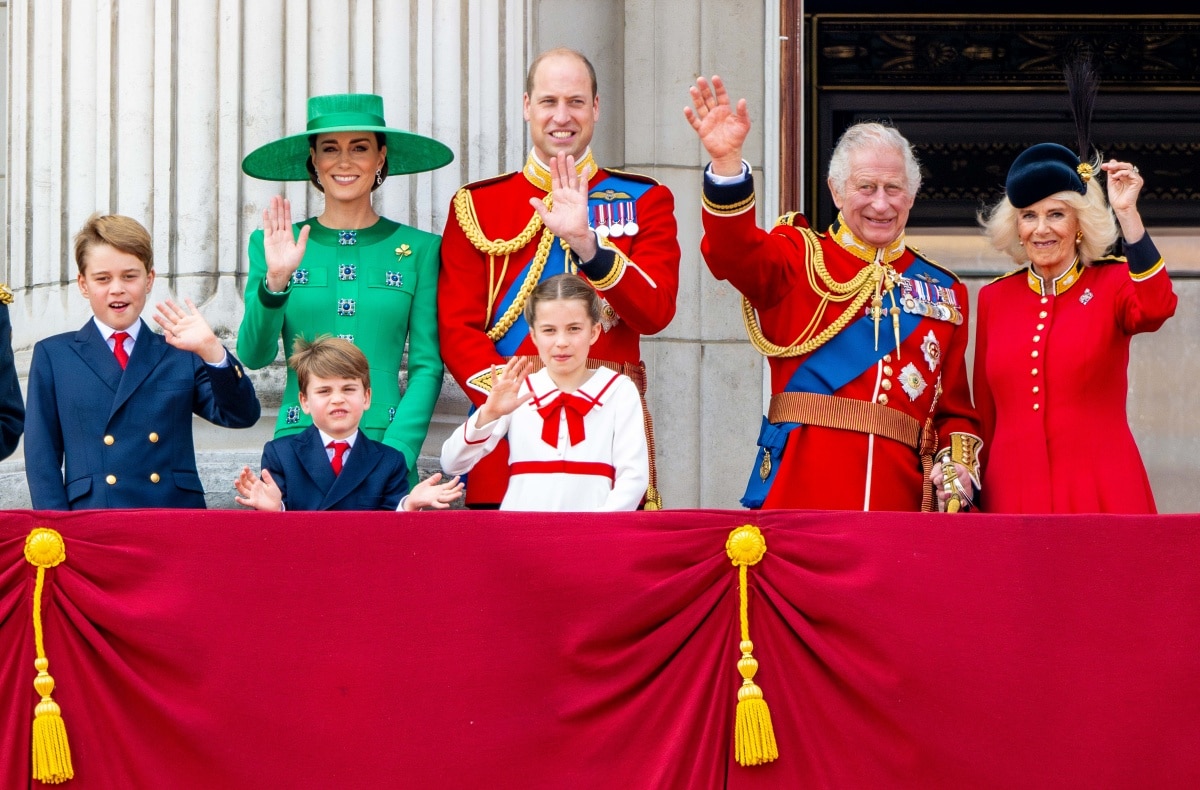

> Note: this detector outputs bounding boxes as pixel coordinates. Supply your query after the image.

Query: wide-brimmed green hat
[241,93,453,181]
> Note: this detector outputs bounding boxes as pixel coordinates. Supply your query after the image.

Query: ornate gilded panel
[807,16,1200,227]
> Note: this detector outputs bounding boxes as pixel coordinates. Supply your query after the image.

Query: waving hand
[684,75,752,177]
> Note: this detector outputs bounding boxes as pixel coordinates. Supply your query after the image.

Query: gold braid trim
[453,186,559,343]
[702,191,755,216]
[939,432,983,484]
[584,238,627,291]
[452,187,545,256]
[742,226,882,358]
[485,227,555,342]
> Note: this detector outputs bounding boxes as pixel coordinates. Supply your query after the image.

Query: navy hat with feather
[1004,57,1100,209]
[1004,143,1088,209]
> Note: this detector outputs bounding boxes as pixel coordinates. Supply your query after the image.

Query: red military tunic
[439,150,680,506]
[973,235,1177,513]
[700,173,980,511]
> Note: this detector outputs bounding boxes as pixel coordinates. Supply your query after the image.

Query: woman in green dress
[239,93,453,484]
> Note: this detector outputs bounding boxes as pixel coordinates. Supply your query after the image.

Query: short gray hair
[827,122,921,199]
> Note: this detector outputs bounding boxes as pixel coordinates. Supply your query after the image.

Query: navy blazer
[24,318,261,509]
[0,302,25,461]
[263,425,411,511]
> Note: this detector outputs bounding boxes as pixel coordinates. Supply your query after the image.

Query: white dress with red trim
[438,150,679,507]
[439,367,649,511]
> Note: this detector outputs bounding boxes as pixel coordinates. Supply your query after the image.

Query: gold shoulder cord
[452,188,556,341]
[742,225,882,358]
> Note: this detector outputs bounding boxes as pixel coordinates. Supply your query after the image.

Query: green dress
[237,217,443,486]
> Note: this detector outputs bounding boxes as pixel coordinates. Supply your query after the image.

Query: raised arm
[153,298,227,364]
[1101,159,1145,243]
[154,299,261,429]
[439,358,531,477]
[532,152,595,261]
[684,75,753,177]
[236,197,311,370]
[261,195,312,292]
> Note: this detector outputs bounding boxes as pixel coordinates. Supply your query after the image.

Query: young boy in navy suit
[24,213,261,509]
[234,336,462,511]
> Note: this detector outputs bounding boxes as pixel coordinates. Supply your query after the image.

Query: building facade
[3,1,1197,511]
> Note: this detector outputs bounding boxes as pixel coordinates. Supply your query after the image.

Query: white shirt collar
[318,428,359,449]
[528,366,618,402]
[93,317,142,343]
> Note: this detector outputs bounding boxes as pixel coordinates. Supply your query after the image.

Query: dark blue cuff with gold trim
[577,246,618,283]
[1124,233,1163,277]
[702,168,755,216]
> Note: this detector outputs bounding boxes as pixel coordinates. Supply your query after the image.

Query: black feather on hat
[1063,56,1100,167]
[1005,55,1100,209]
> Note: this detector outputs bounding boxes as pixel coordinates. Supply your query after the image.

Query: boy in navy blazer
[234,336,462,511]
[24,213,261,510]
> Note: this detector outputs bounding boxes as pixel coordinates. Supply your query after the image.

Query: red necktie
[536,393,596,448]
[111,331,130,369]
[329,441,350,475]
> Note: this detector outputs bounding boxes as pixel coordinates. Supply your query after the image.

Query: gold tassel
[725,525,778,767]
[25,528,74,784]
[643,485,662,511]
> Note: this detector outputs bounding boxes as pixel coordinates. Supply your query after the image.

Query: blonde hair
[978,175,1119,265]
[289,335,371,394]
[73,213,154,275]
[523,273,602,327]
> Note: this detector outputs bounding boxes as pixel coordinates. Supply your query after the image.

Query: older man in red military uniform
[685,75,981,511]
[440,48,680,508]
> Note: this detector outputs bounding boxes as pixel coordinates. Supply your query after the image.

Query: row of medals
[896,275,963,325]
[590,202,639,238]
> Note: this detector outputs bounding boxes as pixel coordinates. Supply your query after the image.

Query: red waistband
[509,461,616,481]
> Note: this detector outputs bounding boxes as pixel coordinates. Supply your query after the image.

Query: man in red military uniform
[685,75,981,511]
[440,48,680,508]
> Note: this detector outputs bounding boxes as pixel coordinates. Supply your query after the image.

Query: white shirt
[94,316,141,357]
[441,367,649,512]
[92,316,230,367]
[312,428,411,511]
[318,428,359,465]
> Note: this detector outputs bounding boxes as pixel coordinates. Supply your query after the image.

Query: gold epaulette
[773,211,808,228]
[457,170,520,192]
[907,245,961,283]
[988,267,1026,285]
[602,167,660,186]
[0,284,12,305]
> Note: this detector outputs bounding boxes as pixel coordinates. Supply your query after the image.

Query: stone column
[2,0,531,507]
[534,0,781,508]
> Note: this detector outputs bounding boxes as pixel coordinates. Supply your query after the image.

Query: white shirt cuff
[704,160,751,185]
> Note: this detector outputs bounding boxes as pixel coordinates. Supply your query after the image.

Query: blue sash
[740,255,943,508]
[491,173,653,357]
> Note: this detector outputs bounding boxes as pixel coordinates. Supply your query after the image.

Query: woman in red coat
[973,142,1177,513]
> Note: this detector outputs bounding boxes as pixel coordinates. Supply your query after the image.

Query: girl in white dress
[440,274,649,511]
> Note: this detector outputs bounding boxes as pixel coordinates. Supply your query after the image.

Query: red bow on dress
[537,392,597,448]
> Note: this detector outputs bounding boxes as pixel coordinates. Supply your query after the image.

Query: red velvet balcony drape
[3,508,1199,789]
